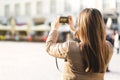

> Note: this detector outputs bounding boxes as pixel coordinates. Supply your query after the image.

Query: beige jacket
[46,30,113,80]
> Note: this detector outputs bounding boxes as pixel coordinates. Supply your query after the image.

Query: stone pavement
[0,41,119,80]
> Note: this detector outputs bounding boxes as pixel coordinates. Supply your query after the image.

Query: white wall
[70,0,81,14]
[56,0,65,14]
[0,0,118,17]
[0,2,4,16]
[42,0,50,15]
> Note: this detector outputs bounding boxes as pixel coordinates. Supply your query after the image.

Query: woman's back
[62,40,113,80]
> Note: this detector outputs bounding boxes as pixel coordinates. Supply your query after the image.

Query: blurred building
[0,0,119,25]
[0,0,120,41]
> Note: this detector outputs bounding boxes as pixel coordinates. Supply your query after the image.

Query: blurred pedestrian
[106,34,114,46]
[114,31,120,54]
[46,8,113,80]
[105,17,115,72]
[106,33,114,72]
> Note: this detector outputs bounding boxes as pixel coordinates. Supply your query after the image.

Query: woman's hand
[67,16,76,33]
[51,16,61,30]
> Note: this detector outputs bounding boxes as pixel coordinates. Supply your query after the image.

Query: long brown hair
[76,8,108,72]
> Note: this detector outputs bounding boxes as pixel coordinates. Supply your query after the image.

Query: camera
[59,17,68,23]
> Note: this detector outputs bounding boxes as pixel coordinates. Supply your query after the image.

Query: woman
[46,8,113,80]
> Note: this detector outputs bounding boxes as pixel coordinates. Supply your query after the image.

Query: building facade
[0,0,120,41]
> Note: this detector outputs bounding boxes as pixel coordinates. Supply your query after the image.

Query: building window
[117,0,120,9]
[103,0,110,9]
[36,1,42,15]
[50,0,56,13]
[15,4,20,16]
[64,0,71,12]
[25,3,31,16]
[4,5,10,17]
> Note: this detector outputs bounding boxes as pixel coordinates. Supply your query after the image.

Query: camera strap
[55,57,67,72]
[55,58,61,72]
